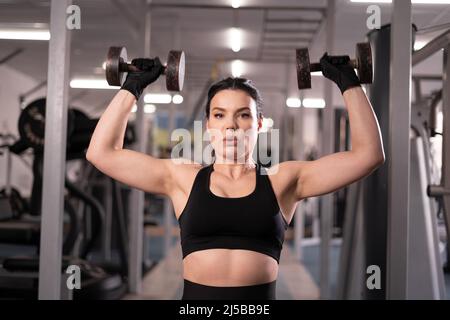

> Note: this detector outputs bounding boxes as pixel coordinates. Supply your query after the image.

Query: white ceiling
[0,0,449,123]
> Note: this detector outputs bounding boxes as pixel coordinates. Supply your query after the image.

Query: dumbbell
[295,42,373,90]
[105,46,185,91]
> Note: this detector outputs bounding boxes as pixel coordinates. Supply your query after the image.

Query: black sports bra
[177,163,289,264]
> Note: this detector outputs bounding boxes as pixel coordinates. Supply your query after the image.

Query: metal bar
[0,48,24,65]
[266,18,321,24]
[408,132,445,299]
[38,0,72,300]
[319,0,335,300]
[387,0,412,300]
[264,28,317,33]
[294,96,305,260]
[149,3,326,13]
[263,37,311,42]
[416,22,450,35]
[441,45,450,280]
[4,145,11,195]
[127,0,151,294]
[263,45,304,50]
[412,29,450,66]
[103,176,113,261]
[336,181,362,299]
[412,75,443,81]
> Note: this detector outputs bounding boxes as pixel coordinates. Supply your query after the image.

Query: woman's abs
[182,248,278,287]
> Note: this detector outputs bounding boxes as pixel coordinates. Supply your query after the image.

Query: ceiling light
[0,29,50,40]
[303,98,326,109]
[230,27,241,52]
[172,94,184,104]
[144,93,172,104]
[286,97,301,108]
[70,79,118,89]
[231,60,244,77]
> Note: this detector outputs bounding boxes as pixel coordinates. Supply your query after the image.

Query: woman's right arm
[86,89,173,196]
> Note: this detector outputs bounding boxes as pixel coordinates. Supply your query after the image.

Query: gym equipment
[105,46,185,91]
[0,257,126,300]
[15,98,135,157]
[295,42,373,90]
[337,24,449,300]
[0,156,127,299]
[17,98,76,151]
[0,188,28,221]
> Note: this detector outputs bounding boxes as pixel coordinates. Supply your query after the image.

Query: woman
[86,54,385,300]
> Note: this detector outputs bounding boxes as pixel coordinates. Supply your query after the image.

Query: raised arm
[86,57,174,196]
[292,52,385,200]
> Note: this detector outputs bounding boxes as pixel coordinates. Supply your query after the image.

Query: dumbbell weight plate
[356,42,373,84]
[106,46,128,86]
[296,48,311,90]
[166,50,185,91]
[18,98,76,151]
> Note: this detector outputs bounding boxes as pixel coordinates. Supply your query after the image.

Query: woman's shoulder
[165,158,205,195]
[262,160,302,175]
[262,161,303,188]
[166,157,205,179]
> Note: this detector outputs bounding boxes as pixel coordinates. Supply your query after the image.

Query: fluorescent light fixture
[144,93,172,104]
[303,98,326,109]
[70,79,118,89]
[131,104,156,114]
[231,0,241,8]
[230,27,241,53]
[350,0,450,3]
[231,60,244,77]
[172,94,184,104]
[286,97,301,108]
[0,29,50,40]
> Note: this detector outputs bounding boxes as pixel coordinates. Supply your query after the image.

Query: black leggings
[181,279,276,300]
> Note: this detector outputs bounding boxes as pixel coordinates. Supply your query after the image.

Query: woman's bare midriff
[182,249,279,286]
[169,163,295,287]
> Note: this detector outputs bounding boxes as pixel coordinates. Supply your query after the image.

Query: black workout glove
[320,52,361,94]
[121,57,164,100]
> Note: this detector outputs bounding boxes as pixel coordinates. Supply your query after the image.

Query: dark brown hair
[205,77,263,120]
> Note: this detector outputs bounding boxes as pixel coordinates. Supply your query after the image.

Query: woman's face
[206,89,262,164]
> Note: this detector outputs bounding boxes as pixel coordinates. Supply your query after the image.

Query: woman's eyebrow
[211,107,251,112]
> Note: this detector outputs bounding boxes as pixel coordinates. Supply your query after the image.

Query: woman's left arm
[289,86,385,201]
